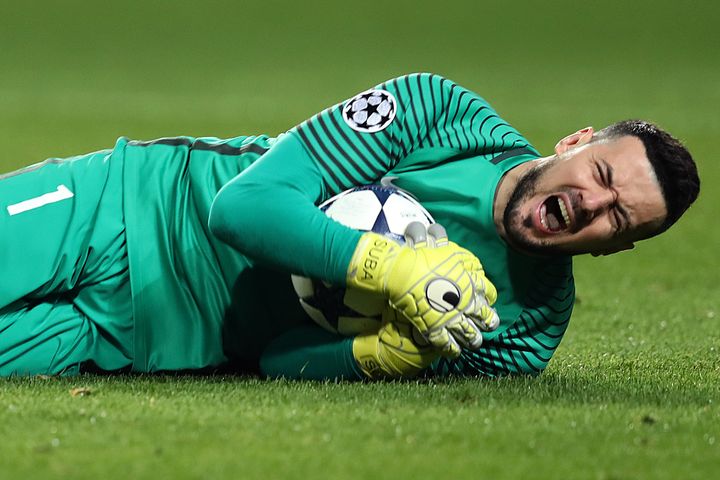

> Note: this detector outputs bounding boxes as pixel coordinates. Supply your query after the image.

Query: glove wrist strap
[352,333,386,379]
[346,233,397,293]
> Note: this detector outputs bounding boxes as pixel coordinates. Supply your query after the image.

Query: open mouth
[540,195,571,232]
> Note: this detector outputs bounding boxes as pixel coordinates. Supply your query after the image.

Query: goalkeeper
[0,73,700,379]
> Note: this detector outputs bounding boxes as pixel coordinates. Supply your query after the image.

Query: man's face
[503,134,668,256]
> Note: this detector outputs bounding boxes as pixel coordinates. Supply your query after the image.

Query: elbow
[208,179,275,257]
[208,190,232,241]
[208,180,251,244]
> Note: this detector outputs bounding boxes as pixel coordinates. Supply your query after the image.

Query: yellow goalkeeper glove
[347,222,499,358]
[352,305,441,379]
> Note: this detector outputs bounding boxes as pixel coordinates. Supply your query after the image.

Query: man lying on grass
[0,73,699,380]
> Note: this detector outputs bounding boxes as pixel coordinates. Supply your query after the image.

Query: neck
[492,156,549,240]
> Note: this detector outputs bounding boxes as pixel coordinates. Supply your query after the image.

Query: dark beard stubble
[502,159,573,257]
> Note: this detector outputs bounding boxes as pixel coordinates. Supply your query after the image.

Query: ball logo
[342,89,397,133]
[425,278,461,312]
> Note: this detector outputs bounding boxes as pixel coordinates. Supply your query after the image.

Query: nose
[581,187,616,215]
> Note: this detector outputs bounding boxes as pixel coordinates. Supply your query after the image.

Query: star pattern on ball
[342,89,397,133]
[303,281,358,328]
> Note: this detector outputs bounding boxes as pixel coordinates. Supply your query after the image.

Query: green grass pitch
[1,1,718,478]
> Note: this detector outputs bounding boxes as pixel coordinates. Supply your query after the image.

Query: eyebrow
[603,160,631,232]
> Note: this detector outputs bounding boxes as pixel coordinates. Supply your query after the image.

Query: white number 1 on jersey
[6,184,75,216]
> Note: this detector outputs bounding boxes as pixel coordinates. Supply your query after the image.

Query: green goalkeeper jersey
[119,73,574,378]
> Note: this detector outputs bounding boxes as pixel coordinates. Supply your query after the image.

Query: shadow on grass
[440,355,719,408]
[2,354,716,410]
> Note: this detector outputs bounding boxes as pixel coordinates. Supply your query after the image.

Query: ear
[590,242,635,257]
[555,126,594,155]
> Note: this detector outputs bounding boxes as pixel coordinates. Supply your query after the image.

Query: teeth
[558,197,570,227]
[540,204,548,229]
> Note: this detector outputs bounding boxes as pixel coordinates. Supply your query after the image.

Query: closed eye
[602,160,630,234]
[595,162,606,186]
[594,161,621,232]
[612,209,624,234]
[605,162,614,188]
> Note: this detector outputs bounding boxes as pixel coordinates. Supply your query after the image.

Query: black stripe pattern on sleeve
[430,258,575,378]
[291,73,538,199]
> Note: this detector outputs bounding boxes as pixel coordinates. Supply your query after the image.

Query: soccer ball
[291,184,434,336]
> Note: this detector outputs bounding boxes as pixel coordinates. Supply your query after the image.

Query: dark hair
[594,120,699,236]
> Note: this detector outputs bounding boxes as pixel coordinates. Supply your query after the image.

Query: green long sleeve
[260,326,363,380]
[208,132,362,285]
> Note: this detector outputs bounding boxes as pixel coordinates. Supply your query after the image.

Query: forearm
[260,326,364,380]
[208,132,362,284]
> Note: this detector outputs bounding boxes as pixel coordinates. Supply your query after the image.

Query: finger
[469,303,500,332]
[447,315,483,350]
[450,242,482,271]
[426,327,462,358]
[469,272,497,306]
[464,255,482,274]
[480,306,500,331]
[427,223,448,247]
[482,276,498,306]
[403,221,428,248]
[450,242,474,257]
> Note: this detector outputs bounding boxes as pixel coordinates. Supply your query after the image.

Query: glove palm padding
[352,307,439,379]
[347,226,498,357]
